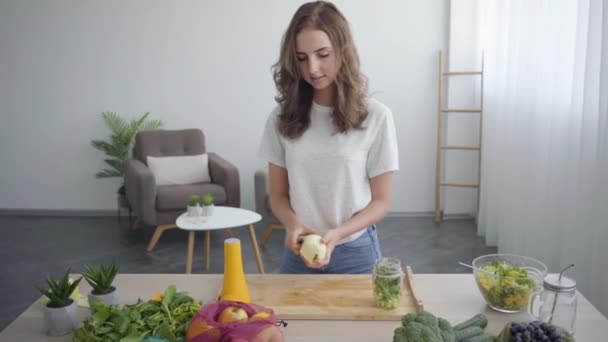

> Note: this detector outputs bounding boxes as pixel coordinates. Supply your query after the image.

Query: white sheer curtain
[450,0,607,315]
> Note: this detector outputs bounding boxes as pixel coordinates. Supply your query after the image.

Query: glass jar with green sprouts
[373,257,403,309]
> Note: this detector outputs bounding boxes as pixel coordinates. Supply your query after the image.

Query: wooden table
[1,274,606,341]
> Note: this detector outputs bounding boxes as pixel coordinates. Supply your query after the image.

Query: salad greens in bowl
[472,254,547,313]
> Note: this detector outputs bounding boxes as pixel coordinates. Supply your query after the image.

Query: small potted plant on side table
[201,193,214,216]
[35,269,82,336]
[82,261,119,310]
[187,194,201,217]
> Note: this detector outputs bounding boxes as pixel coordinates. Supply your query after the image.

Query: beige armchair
[125,129,240,251]
[254,168,284,247]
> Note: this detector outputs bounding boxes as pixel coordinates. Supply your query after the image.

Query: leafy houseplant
[201,193,214,216]
[187,194,201,217]
[35,269,82,336]
[83,262,119,308]
[91,111,163,198]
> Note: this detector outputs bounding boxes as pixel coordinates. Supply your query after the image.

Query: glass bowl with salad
[472,254,547,313]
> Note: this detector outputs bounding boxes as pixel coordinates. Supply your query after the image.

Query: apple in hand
[217,306,249,323]
[299,234,327,264]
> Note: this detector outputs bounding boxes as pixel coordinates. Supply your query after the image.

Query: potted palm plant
[35,269,82,336]
[201,193,214,216]
[82,261,119,310]
[91,111,163,210]
[187,194,201,217]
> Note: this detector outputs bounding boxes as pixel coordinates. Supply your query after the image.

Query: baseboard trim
[0,208,474,220]
[0,209,120,217]
[386,211,474,220]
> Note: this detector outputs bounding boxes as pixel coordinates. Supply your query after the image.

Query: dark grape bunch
[510,321,563,342]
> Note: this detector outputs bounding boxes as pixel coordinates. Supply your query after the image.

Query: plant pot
[187,204,200,217]
[201,204,214,216]
[44,299,78,336]
[88,286,119,311]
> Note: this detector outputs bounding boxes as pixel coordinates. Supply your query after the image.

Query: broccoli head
[438,318,455,342]
[394,311,456,342]
[401,311,439,328]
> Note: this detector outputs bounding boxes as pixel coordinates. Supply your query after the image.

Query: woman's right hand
[285,224,318,255]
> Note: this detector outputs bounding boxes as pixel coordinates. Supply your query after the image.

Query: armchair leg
[260,224,284,247]
[224,229,235,238]
[147,224,177,252]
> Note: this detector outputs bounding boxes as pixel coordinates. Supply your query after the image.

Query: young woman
[259,1,399,274]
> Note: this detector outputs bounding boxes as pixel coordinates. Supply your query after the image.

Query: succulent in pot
[82,261,119,310]
[187,194,201,217]
[201,193,214,216]
[35,269,82,336]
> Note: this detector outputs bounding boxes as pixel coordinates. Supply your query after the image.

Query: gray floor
[0,214,495,331]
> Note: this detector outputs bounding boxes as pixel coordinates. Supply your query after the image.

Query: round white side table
[175,206,264,274]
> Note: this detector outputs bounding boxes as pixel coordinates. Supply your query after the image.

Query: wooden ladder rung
[441,108,482,113]
[440,145,480,151]
[442,71,483,76]
[440,182,480,188]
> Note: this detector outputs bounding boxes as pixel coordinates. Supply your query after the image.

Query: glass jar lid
[374,257,403,276]
[544,273,576,292]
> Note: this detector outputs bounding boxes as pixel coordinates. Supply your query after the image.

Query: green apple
[299,234,327,264]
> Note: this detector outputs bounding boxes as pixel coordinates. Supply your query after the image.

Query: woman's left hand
[312,229,342,268]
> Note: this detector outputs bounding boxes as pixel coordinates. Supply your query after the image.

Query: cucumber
[462,333,496,342]
[455,326,484,341]
[454,313,489,331]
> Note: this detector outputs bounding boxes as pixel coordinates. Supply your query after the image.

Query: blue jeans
[279,226,382,274]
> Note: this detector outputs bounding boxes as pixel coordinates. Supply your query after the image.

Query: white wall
[0,0,462,214]
[443,0,482,215]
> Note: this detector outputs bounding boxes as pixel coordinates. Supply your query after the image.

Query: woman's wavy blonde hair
[272,1,368,139]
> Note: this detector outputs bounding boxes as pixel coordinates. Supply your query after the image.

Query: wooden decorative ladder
[435,50,484,223]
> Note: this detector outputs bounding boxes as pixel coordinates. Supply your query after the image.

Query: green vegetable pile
[393,311,495,342]
[373,262,403,309]
[476,260,537,311]
[72,285,201,342]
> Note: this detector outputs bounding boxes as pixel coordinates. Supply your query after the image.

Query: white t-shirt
[258,98,399,244]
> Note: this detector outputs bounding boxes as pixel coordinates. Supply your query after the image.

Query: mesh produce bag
[186,300,279,342]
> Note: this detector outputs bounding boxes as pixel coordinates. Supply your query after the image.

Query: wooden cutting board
[245,266,423,321]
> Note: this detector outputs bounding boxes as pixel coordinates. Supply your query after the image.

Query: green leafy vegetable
[72,285,201,342]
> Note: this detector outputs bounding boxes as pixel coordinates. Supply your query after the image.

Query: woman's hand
[309,229,342,268]
[285,224,318,255]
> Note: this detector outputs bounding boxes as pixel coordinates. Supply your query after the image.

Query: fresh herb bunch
[83,262,119,295]
[202,193,214,206]
[35,269,82,308]
[373,262,403,309]
[188,194,201,207]
[73,285,202,341]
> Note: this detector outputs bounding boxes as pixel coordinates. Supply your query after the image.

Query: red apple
[217,306,248,323]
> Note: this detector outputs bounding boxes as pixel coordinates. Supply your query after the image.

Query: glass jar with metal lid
[529,264,577,334]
